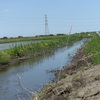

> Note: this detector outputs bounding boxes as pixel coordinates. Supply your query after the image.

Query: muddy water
[0,39,87,100]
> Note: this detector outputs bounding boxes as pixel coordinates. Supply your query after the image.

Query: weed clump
[84,35,100,64]
[0,34,87,66]
[0,51,11,64]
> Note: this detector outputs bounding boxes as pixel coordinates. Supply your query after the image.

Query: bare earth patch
[36,65,100,100]
[31,46,100,100]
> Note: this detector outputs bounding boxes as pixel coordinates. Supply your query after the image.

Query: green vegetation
[0,34,86,65]
[0,35,59,44]
[0,51,11,64]
[60,72,67,79]
[0,33,90,44]
[0,37,34,44]
[84,35,100,64]
[0,35,76,44]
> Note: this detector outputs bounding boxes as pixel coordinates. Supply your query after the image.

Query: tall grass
[84,35,100,64]
[0,34,87,65]
[0,51,11,64]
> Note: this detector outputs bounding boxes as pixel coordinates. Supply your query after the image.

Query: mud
[34,46,100,100]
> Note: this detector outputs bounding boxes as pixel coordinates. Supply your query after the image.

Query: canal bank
[0,34,84,70]
[0,39,87,100]
[35,36,100,100]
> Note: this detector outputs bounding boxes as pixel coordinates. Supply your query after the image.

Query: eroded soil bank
[32,46,100,100]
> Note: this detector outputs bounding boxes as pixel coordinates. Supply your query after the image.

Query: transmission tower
[45,15,49,35]
[69,26,72,35]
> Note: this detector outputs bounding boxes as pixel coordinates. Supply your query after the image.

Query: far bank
[0,34,87,71]
[33,34,100,100]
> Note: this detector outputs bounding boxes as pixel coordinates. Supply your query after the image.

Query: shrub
[0,51,11,64]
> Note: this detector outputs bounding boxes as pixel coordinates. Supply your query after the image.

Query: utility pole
[45,15,49,35]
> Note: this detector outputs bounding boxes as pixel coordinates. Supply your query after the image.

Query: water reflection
[0,39,87,100]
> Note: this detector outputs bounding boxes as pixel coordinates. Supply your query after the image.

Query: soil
[0,56,31,71]
[0,44,66,71]
[0,51,53,71]
[31,46,100,100]
[38,64,100,100]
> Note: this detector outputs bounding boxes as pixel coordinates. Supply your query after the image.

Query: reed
[84,35,100,64]
[0,51,11,64]
[0,34,87,65]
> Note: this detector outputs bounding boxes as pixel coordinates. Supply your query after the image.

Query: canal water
[0,40,42,50]
[0,39,87,100]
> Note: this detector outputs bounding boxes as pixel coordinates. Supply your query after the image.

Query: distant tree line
[0,31,98,39]
[1,36,24,39]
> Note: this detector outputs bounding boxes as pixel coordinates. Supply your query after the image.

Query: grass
[60,72,67,79]
[0,35,79,44]
[0,37,34,44]
[0,51,11,64]
[0,33,89,44]
[0,36,58,44]
[84,34,100,64]
[0,34,88,65]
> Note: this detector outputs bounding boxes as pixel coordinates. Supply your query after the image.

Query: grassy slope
[35,33,100,100]
[0,34,85,65]
[0,36,63,43]
[84,35,100,64]
[0,35,77,44]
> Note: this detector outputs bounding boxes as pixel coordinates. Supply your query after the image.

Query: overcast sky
[0,0,100,37]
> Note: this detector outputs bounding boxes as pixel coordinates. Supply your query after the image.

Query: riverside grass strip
[0,34,87,65]
[84,35,100,64]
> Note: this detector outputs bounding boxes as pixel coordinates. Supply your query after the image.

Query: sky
[0,0,100,37]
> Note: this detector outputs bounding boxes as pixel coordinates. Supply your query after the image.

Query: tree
[2,36,8,39]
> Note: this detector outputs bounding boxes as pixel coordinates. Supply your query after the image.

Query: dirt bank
[37,64,100,100]
[31,46,100,100]
[0,51,53,71]
[0,56,31,71]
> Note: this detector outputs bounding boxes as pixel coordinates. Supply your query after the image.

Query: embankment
[33,35,100,100]
[0,34,85,70]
